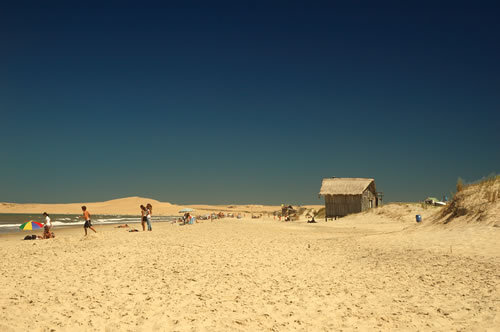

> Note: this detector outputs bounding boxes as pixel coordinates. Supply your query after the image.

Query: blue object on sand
[416,215,422,223]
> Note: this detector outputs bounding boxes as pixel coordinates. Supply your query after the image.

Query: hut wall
[325,194,362,217]
[361,189,377,211]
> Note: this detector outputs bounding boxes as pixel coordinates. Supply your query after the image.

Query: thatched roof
[319,177,375,195]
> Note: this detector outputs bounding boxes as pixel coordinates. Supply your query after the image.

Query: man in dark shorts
[81,206,97,236]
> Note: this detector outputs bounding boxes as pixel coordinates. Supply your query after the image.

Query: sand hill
[0,197,318,216]
[434,176,500,226]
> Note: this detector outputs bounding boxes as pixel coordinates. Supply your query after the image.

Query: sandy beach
[0,201,498,331]
[3,2,499,330]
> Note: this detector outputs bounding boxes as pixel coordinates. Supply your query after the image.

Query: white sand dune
[0,197,301,216]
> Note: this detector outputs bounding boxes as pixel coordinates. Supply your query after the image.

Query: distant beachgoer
[24,234,41,240]
[42,212,52,238]
[115,224,129,228]
[140,205,147,231]
[307,216,316,224]
[146,203,152,231]
[183,212,192,225]
[80,206,97,236]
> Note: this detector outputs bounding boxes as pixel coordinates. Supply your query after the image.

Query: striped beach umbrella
[19,220,43,230]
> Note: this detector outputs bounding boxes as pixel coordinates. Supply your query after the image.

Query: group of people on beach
[31,203,154,239]
[112,204,154,232]
[36,206,97,239]
[25,212,56,240]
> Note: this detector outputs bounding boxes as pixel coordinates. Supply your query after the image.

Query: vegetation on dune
[456,177,465,193]
[314,207,325,219]
[438,174,499,225]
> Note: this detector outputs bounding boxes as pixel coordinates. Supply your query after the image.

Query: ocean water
[0,213,176,234]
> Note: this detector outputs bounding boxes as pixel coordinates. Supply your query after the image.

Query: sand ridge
[0,196,313,216]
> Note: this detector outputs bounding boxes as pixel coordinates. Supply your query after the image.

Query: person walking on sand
[140,205,147,231]
[80,206,97,235]
[146,203,153,231]
[42,212,52,238]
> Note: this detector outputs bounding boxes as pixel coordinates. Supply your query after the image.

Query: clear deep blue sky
[1,1,499,205]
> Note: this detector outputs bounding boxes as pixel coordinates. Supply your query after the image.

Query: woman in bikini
[140,205,147,231]
[146,203,153,231]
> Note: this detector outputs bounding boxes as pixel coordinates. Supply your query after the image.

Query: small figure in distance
[80,206,97,236]
[140,205,147,231]
[42,212,52,238]
[307,216,317,224]
[146,203,153,231]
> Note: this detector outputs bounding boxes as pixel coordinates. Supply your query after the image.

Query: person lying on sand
[128,228,139,232]
[24,235,41,240]
[115,224,129,228]
[24,232,54,240]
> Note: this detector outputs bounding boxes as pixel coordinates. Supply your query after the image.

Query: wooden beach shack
[319,177,378,220]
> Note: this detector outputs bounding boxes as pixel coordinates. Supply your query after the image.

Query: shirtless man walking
[81,206,97,236]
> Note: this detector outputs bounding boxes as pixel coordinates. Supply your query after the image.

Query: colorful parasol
[19,220,43,230]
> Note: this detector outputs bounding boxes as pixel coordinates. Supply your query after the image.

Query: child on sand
[80,206,97,236]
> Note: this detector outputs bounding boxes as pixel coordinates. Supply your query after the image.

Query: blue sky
[1,1,499,204]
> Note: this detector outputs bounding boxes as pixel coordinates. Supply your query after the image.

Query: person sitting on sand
[42,228,51,239]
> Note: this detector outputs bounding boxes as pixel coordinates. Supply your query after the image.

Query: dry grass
[456,177,465,192]
[314,207,325,219]
[437,175,500,225]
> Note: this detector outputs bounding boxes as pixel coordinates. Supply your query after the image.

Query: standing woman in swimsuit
[140,205,147,231]
[146,203,153,231]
